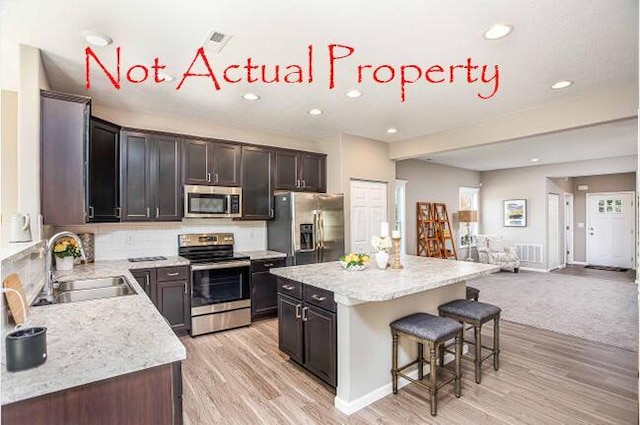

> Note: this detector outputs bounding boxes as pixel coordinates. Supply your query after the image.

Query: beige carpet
[468,270,639,351]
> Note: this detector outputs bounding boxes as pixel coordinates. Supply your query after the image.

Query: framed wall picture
[504,199,527,227]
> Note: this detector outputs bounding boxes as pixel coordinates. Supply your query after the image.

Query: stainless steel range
[178,233,251,336]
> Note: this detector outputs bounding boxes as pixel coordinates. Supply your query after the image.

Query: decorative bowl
[340,261,367,271]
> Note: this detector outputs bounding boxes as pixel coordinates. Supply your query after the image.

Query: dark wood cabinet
[40,91,91,225]
[275,150,326,193]
[277,278,337,387]
[242,147,275,220]
[131,269,154,302]
[88,118,121,222]
[250,258,285,319]
[183,139,241,187]
[121,131,181,222]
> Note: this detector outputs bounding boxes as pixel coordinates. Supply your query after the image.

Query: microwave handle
[226,194,232,214]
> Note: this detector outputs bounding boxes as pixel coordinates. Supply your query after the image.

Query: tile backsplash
[54,220,268,261]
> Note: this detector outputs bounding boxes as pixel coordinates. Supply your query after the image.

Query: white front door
[548,193,561,270]
[587,192,635,268]
[350,180,387,254]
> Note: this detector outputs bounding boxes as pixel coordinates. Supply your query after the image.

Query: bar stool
[465,286,480,301]
[390,313,463,416]
[438,300,501,384]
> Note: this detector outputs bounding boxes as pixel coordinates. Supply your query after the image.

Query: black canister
[5,326,47,372]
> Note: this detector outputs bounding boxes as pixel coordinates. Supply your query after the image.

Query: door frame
[586,191,636,268]
[564,193,574,265]
[395,180,408,256]
[547,193,561,271]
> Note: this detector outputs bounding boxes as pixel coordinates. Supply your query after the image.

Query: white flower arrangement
[371,236,392,253]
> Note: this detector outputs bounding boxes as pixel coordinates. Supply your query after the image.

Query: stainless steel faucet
[43,231,86,300]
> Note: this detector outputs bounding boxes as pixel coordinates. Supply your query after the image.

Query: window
[459,187,480,246]
[598,199,623,213]
[395,180,407,256]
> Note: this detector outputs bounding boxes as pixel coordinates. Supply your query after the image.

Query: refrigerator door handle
[319,209,325,262]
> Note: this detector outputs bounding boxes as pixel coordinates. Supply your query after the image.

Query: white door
[587,192,635,268]
[351,180,387,254]
[548,193,561,270]
[564,193,574,265]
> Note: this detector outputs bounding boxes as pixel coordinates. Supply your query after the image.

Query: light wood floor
[181,319,638,425]
[553,264,636,284]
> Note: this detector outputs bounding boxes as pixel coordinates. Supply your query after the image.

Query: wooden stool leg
[474,325,482,384]
[392,333,398,394]
[454,334,461,398]
[417,342,424,380]
[429,344,438,416]
[438,343,445,367]
[493,316,500,371]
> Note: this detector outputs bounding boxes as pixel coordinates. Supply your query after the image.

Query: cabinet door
[88,118,120,222]
[183,139,211,185]
[251,272,278,319]
[242,146,274,220]
[121,131,153,221]
[153,136,182,221]
[213,142,242,187]
[300,153,326,193]
[275,150,300,190]
[303,305,337,387]
[278,294,303,364]
[156,280,190,333]
[130,269,155,303]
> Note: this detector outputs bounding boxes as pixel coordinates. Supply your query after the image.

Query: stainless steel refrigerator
[267,192,345,266]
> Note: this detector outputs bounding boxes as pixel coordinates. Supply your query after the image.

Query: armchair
[475,235,520,273]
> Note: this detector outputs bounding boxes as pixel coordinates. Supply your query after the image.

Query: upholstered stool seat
[439,299,501,384]
[390,313,463,416]
[465,286,480,301]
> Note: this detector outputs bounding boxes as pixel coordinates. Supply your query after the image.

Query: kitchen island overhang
[271,256,499,415]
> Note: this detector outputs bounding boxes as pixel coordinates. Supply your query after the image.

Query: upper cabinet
[41,91,91,225]
[241,146,275,220]
[183,139,241,187]
[275,150,326,193]
[88,118,121,222]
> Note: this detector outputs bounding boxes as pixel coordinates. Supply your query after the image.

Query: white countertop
[239,250,287,261]
[1,257,189,405]
[270,256,499,303]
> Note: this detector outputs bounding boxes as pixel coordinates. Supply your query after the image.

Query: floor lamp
[458,210,478,261]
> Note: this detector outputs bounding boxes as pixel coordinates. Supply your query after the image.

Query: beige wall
[573,173,636,262]
[396,159,480,256]
[1,90,19,244]
[480,156,637,270]
[93,104,320,153]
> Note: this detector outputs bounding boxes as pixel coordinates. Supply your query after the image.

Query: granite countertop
[239,250,287,261]
[1,256,189,405]
[270,256,500,303]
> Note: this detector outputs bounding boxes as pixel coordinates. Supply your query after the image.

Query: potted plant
[371,236,392,270]
[53,237,81,271]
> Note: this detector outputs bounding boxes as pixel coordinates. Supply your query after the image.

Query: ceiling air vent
[204,30,232,53]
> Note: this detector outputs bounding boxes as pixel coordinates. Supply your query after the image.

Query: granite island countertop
[1,256,189,405]
[270,255,499,303]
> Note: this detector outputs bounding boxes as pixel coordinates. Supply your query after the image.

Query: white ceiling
[1,0,638,143]
[421,118,638,171]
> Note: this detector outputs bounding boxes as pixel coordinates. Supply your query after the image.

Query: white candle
[392,230,400,239]
[380,222,389,238]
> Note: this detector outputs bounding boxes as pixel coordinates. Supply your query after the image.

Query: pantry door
[350,180,387,254]
[586,192,635,268]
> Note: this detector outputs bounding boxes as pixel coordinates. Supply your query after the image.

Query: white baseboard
[569,261,588,266]
[519,267,549,273]
[334,348,466,415]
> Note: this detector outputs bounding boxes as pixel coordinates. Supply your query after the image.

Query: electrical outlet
[126,235,135,245]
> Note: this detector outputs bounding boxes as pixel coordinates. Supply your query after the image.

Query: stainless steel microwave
[184,185,242,218]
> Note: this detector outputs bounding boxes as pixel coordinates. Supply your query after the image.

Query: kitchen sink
[57,276,130,292]
[35,276,137,305]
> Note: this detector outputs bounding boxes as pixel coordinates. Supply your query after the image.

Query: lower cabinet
[277,278,337,387]
[130,266,191,335]
[250,258,286,320]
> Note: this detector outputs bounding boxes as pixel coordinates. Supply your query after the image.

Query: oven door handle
[191,260,251,271]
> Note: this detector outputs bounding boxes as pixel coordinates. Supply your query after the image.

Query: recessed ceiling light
[157,72,175,82]
[242,93,260,101]
[530,158,540,162]
[386,127,398,134]
[483,23,514,40]
[345,89,362,98]
[308,108,323,116]
[83,31,113,47]
[550,80,574,90]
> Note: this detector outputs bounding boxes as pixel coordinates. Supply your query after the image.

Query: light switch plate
[577,222,585,228]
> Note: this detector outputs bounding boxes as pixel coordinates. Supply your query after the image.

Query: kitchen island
[271,255,499,415]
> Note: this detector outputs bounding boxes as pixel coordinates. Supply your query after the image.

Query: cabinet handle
[263,263,274,268]
[269,208,274,218]
[302,180,306,188]
[301,306,309,322]
[183,282,187,294]
[167,272,180,276]
[282,284,294,291]
[215,173,219,183]
[88,206,95,219]
[116,207,122,218]
[311,294,326,302]
[156,207,160,217]
[295,304,301,319]
[144,275,149,288]
[207,173,211,182]
[295,180,300,188]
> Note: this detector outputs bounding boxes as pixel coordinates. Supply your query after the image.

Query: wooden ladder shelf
[416,202,458,260]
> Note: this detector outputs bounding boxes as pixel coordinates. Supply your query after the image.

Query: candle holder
[391,237,403,269]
